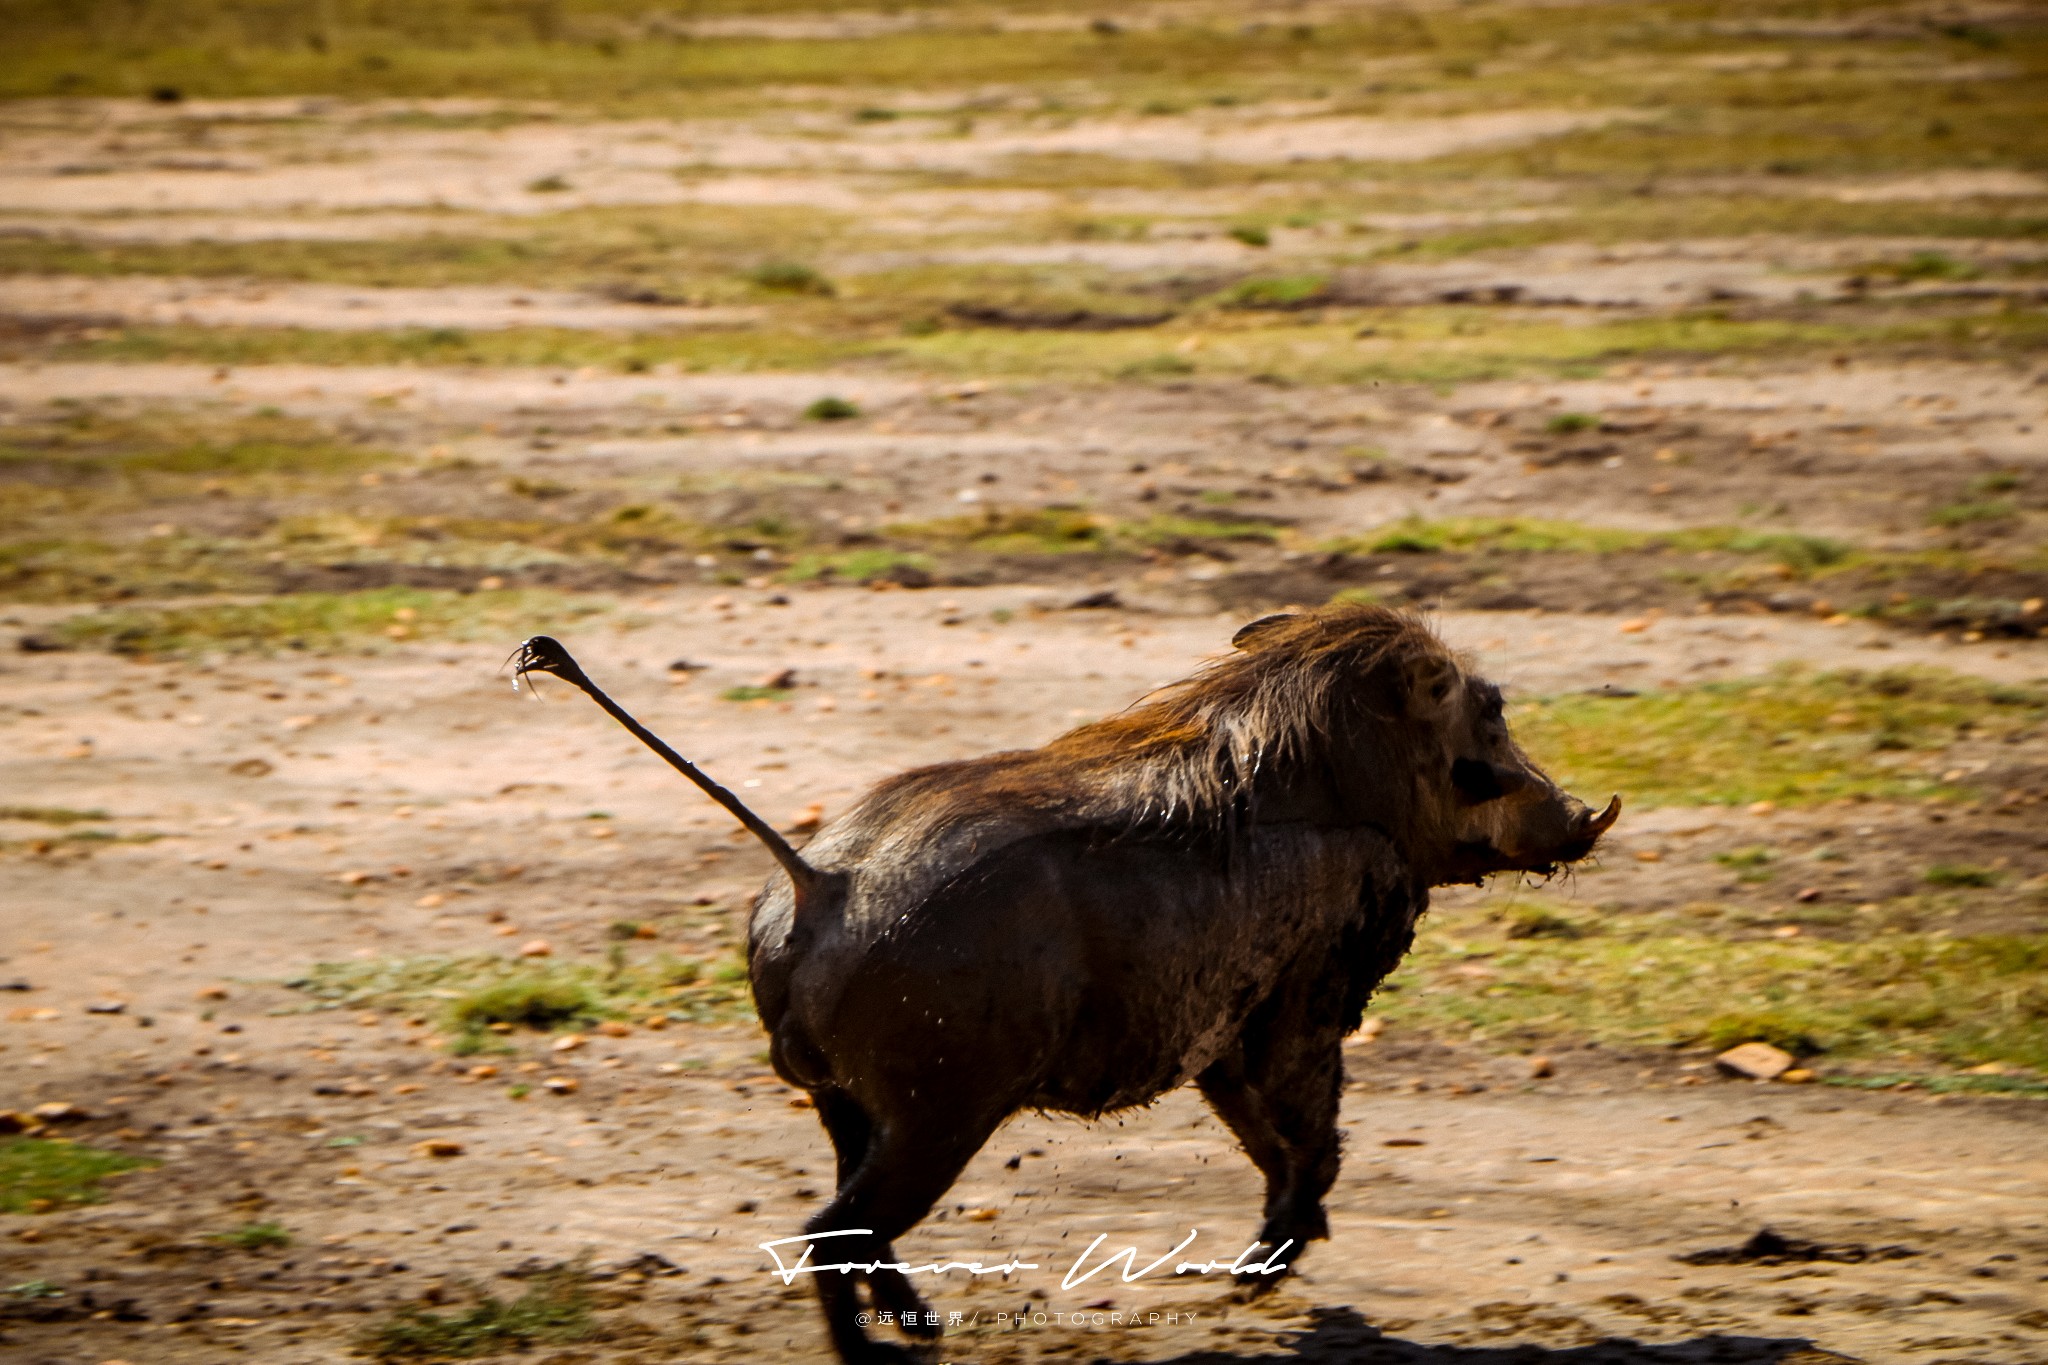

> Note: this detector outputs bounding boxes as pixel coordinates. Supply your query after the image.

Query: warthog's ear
[1232,613,1298,649]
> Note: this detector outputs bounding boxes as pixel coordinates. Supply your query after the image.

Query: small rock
[1779,1069,1817,1084]
[667,658,708,673]
[194,985,229,1001]
[1617,618,1650,634]
[1716,1042,1796,1081]
[518,939,553,958]
[32,1102,91,1123]
[413,1139,465,1159]
[1068,590,1121,610]
[86,1001,127,1015]
[964,1207,1000,1222]
[1794,887,1823,904]
[550,1034,586,1053]
[755,667,797,689]
[0,1111,39,1135]
[415,893,446,909]
[1747,800,1777,817]
[542,1077,579,1095]
[466,1064,499,1079]
[597,1021,632,1038]
[1525,1056,1555,1079]
[1633,849,1662,863]
[784,802,825,835]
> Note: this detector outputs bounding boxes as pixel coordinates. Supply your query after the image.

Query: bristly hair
[1039,603,1449,833]
[789,603,1455,921]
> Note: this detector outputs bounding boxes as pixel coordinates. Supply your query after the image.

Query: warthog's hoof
[1228,1269,1291,1302]
[868,1269,940,1339]
[844,1338,933,1365]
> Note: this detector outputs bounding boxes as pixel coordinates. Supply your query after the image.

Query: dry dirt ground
[3,597,2046,1365]
[4,9,2048,1362]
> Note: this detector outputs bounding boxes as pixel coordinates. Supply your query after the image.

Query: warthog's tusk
[1585,794,1623,836]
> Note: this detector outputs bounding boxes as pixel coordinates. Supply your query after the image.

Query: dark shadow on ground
[1122,1306,1841,1364]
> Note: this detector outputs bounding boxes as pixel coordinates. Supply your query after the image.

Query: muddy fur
[734,603,1618,1363]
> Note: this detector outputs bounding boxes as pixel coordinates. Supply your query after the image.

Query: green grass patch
[1221,275,1332,310]
[1329,517,1851,572]
[1514,667,2048,809]
[211,1220,292,1250]
[719,685,795,702]
[28,300,2048,387]
[0,1139,155,1214]
[1925,863,2000,889]
[749,261,835,296]
[1378,899,2048,1074]
[782,548,935,584]
[446,973,600,1033]
[0,806,110,825]
[1825,1071,2048,1098]
[1929,498,2020,528]
[887,506,1112,554]
[47,586,600,656]
[359,1262,593,1361]
[287,948,751,1031]
[0,407,387,480]
[802,395,861,421]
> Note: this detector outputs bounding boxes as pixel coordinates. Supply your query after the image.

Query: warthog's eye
[1452,757,1525,804]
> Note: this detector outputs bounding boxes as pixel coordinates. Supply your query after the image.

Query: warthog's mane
[804,606,1452,899]
[1036,603,1448,832]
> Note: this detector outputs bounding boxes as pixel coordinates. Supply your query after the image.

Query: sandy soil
[0,277,761,333]
[0,105,1637,216]
[3,595,2047,1364]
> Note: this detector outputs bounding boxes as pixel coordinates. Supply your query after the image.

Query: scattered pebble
[1716,1042,1796,1081]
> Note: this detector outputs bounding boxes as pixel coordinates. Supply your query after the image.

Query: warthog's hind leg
[803,1093,1001,1362]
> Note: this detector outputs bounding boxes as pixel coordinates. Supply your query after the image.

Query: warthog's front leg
[1197,998,1347,1291]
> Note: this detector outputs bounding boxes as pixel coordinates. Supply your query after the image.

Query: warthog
[513,603,1619,1364]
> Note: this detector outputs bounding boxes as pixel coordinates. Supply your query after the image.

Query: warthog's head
[1406,650,1620,885]
[1226,606,1618,886]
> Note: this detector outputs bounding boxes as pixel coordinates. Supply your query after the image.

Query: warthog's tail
[510,635,822,899]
